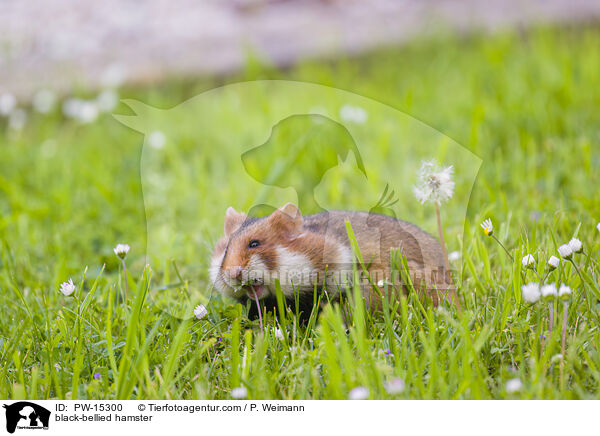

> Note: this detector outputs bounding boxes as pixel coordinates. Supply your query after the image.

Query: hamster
[210,203,455,320]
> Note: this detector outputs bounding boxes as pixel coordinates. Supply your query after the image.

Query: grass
[1,25,600,399]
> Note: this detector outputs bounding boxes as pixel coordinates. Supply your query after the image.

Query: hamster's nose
[226,266,243,281]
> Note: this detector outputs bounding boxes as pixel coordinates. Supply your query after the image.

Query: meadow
[1,25,599,400]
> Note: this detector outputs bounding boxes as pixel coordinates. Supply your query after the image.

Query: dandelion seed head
[413,160,454,205]
[521,282,540,303]
[448,251,460,261]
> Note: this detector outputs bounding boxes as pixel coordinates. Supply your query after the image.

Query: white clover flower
[339,105,368,124]
[541,283,557,300]
[557,244,573,259]
[63,98,98,123]
[63,98,82,118]
[8,109,27,130]
[506,378,522,393]
[113,243,130,259]
[101,63,127,88]
[0,93,16,116]
[273,327,284,340]
[568,238,583,254]
[413,160,454,205]
[33,89,56,113]
[147,130,167,149]
[480,218,494,236]
[348,386,369,400]
[193,304,208,320]
[448,251,460,261]
[521,282,540,303]
[521,254,535,269]
[558,284,572,300]
[547,255,560,270]
[59,279,76,296]
[96,89,119,112]
[384,378,405,395]
[78,101,99,123]
[231,386,247,399]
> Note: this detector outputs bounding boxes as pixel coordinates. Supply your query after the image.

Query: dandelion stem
[434,203,454,306]
[121,259,129,300]
[252,291,264,333]
[491,235,514,261]
[548,302,554,335]
[560,302,569,386]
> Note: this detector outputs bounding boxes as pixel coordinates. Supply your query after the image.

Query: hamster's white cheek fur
[210,251,237,298]
[209,250,225,284]
[274,246,314,297]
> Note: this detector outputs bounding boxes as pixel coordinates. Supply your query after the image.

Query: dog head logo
[3,402,50,433]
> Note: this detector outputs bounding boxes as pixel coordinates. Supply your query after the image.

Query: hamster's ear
[269,203,303,235]
[224,207,247,237]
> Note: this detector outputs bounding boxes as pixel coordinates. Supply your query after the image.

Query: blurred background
[2,0,600,97]
[1,0,599,299]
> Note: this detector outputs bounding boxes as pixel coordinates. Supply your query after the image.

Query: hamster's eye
[248,240,260,249]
